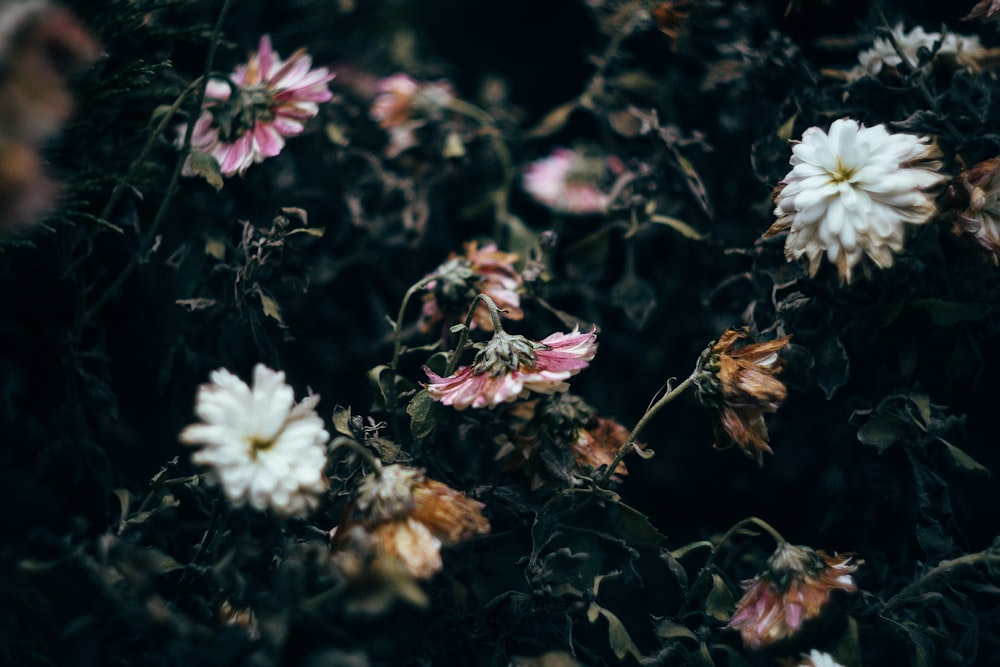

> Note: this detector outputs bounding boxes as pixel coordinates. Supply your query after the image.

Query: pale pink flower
[424,328,598,410]
[419,241,524,333]
[728,542,860,650]
[369,73,455,157]
[179,35,334,177]
[522,148,623,215]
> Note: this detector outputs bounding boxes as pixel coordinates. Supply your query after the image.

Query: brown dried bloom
[965,0,1000,23]
[335,464,490,579]
[943,156,1000,262]
[495,393,635,488]
[728,542,860,650]
[694,328,791,465]
[651,1,691,45]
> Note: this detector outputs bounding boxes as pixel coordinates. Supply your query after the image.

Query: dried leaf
[187,150,224,191]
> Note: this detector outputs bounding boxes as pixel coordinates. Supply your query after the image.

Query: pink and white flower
[424,328,597,410]
[369,73,455,157]
[179,35,334,177]
[522,147,623,215]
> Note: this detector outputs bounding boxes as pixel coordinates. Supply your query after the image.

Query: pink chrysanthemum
[424,328,598,410]
[522,147,623,215]
[179,35,334,177]
[727,542,860,650]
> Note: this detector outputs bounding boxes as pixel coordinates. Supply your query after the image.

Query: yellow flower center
[248,435,276,459]
[829,158,857,184]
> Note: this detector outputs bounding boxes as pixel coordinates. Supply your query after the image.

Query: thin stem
[444,292,501,376]
[78,0,235,328]
[390,273,441,372]
[331,437,384,473]
[680,516,787,613]
[599,370,697,483]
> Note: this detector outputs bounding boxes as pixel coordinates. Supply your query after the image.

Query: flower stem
[599,370,697,483]
[331,437,384,474]
[390,273,440,373]
[444,293,503,376]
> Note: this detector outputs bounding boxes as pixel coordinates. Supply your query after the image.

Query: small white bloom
[767,118,945,283]
[799,650,845,667]
[181,364,329,517]
[850,24,981,81]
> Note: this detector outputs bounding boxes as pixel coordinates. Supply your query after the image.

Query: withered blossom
[0,1,99,230]
[369,73,455,157]
[965,0,1000,24]
[334,464,490,580]
[848,23,982,82]
[694,328,791,465]
[424,327,598,410]
[943,156,1000,262]
[522,147,624,215]
[651,1,691,45]
[728,542,860,650]
[495,394,635,488]
[420,241,524,333]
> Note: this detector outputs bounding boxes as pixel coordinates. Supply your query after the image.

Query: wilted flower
[370,73,455,157]
[179,35,334,177]
[797,650,846,667]
[420,241,524,333]
[0,1,99,230]
[966,0,1000,24]
[694,327,791,465]
[424,327,598,410]
[495,394,636,488]
[728,542,860,650]
[651,1,691,44]
[849,24,982,82]
[522,147,624,215]
[180,364,330,517]
[335,464,490,579]
[943,156,1000,262]
[766,118,945,283]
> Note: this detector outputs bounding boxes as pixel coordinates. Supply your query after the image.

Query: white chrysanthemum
[180,364,329,517]
[767,118,945,282]
[799,650,845,667]
[849,24,981,81]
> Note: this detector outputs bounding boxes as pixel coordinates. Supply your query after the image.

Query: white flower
[849,24,981,81]
[799,650,845,667]
[180,364,329,517]
[766,118,945,283]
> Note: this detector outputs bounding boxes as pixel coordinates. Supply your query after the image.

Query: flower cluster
[495,393,637,488]
[694,327,791,465]
[424,327,598,410]
[334,464,490,579]
[180,364,330,517]
[767,118,945,283]
[179,35,334,177]
[727,542,860,650]
[849,23,981,82]
[522,147,624,215]
[420,242,524,333]
[943,156,1000,262]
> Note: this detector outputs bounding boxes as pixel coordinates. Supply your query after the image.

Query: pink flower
[424,328,598,410]
[369,73,455,157]
[522,147,623,215]
[179,35,334,177]
[728,542,860,650]
[419,241,524,333]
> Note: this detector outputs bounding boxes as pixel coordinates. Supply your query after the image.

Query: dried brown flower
[694,327,791,465]
[943,155,1000,262]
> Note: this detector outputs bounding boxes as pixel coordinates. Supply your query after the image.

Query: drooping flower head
[766,118,946,283]
[943,156,1000,262]
[334,463,490,579]
[966,0,1000,24]
[180,364,330,517]
[420,241,524,333]
[369,73,455,157]
[495,393,637,488]
[694,327,791,465]
[522,147,624,215]
[179,35,334,177]
[728,542,860,650]
[849,24,981,82]
[424,326,598,410]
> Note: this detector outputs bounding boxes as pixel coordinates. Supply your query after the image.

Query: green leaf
[187,150,224,191]
[654,618,697,642]
[367,365,394,409]
[705,573,734,621]
[908,299,990,326]
[332,405,354,438]
[589,603,643,661]
[259,292,284,325]
[938,438,990,475]
[407,389,444,438]
[856,413,905,452]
